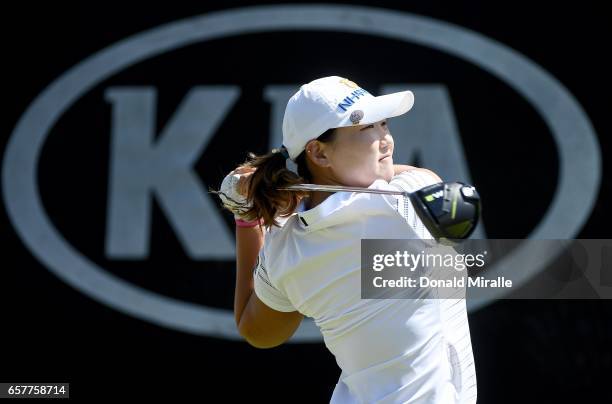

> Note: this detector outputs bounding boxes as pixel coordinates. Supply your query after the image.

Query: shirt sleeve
[389,169,440,193]
[388,169,441,239]
[253,249,297,312]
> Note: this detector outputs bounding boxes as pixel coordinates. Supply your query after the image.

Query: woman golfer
[219,76,477,403]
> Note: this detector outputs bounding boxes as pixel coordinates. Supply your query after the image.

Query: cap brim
[337,90,414,127]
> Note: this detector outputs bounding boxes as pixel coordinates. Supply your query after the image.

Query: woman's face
[308,119,395,187]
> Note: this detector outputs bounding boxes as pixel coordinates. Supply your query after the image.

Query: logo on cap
[350,110,364,124]
[340,78,359,89]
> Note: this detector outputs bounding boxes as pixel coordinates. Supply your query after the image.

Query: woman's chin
[382,167,395,182]
[373,172,394,184]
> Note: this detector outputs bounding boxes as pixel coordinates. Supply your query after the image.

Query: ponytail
[240,150,308,228]
[216,127,337,228]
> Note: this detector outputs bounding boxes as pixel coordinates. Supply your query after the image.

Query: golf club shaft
[279,183,410,197]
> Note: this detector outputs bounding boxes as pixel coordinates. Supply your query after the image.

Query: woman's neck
[304,174,342,210]
[305,191,333,210]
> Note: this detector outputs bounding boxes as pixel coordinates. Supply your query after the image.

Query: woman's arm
[233,225,264,326]
[393,164,417,175]
[234,225,304,349]
[393,164,443,182]
[229,165,303,348]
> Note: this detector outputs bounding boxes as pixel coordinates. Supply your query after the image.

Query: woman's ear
[305,140,332,168]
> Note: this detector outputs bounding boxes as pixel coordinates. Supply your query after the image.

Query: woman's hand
[219,165,257,219]
[232,165,257,197]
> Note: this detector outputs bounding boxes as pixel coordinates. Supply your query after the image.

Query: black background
[2,1,611,402]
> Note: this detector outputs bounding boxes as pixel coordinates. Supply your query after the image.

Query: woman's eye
[381,121,387,126]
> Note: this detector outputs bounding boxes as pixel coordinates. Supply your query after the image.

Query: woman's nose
[380,132,393,149]
[380,140,392,154]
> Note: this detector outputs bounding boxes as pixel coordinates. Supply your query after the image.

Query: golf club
[280,182,481,241]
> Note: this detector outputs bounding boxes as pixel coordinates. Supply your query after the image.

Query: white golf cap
[281,76,414,161]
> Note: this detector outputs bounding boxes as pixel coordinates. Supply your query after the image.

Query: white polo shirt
[253,170,477,403]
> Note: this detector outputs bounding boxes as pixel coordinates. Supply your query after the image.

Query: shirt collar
[296,192,349,229]
[295,179,390,229]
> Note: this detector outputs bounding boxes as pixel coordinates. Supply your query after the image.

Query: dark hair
[234,128,337,228]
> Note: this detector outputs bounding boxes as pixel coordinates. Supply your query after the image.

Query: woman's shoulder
[263,213,299,241]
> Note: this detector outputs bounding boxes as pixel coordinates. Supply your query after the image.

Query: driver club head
[408,182,481,243]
